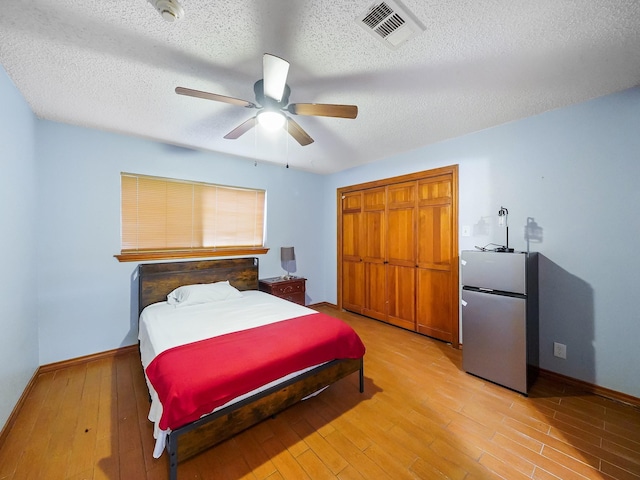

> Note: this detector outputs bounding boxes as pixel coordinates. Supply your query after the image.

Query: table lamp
[281,246,295,279]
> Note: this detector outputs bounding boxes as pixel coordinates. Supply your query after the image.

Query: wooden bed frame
[137,257,364,480]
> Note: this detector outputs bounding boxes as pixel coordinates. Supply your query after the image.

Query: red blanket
[145,312,366,430]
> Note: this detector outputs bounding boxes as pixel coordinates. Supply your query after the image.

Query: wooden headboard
[138,257,259,314]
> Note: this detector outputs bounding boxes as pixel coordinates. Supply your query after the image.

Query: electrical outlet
[553,342,567,359]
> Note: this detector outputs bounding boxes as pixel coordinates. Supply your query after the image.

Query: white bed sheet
[138,290,318,457]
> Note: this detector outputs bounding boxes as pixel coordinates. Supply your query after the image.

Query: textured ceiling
[1,0,639,174]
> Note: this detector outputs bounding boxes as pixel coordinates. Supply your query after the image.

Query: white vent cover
[357,0,425,49]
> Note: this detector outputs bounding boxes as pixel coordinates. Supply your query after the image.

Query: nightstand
[259,276,306,305]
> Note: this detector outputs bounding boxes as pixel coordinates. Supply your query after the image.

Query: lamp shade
[281,246,295,262]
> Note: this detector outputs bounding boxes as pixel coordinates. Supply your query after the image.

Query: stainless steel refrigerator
[461,250,538,394]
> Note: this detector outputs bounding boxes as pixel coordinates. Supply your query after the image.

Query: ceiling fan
[175,53,358,146]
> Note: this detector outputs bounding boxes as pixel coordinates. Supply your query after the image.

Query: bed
[137,257,366,480]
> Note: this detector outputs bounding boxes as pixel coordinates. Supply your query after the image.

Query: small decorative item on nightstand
[259,276,306,305]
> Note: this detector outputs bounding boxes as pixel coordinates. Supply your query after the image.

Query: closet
[338,165,459,346]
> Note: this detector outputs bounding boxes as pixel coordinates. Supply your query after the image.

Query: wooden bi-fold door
[339,187,388,321]
[340,191,364,314]
[361,187,387,322]
[416,174,456,343]
[386,181,416,331]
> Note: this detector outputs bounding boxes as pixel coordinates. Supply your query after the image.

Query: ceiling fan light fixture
[257,110,286,131]
[176,53,355,146]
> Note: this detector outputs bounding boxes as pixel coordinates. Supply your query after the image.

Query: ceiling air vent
[357,0,425,50]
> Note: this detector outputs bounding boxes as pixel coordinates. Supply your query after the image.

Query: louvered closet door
[416,174,455,343]
[341,191,364,313]
[362,187,387,322]
[386,182,416,330]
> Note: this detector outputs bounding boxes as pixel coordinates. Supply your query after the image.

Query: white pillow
[167,281,243,307]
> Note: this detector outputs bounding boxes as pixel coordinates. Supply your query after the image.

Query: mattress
[138,290,320,457]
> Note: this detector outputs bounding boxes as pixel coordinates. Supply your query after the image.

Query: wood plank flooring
[1,306,639,479]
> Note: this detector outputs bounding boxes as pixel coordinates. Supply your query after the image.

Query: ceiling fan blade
[286,117,314,146]
[224,117,258,139]
[287,103,358,119]
[262,54,290,102]
[175,87,256,108]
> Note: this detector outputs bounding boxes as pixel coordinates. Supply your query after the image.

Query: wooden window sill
[115,247,269,262]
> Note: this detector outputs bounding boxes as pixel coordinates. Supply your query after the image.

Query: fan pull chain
[254,120,258,167]
[286,120,290,168]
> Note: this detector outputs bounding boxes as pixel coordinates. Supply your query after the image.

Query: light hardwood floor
[1,306,639,479]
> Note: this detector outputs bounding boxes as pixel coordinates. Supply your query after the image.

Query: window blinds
[121,173,266,253]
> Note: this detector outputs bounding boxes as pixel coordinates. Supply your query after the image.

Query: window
[116,173,267,262]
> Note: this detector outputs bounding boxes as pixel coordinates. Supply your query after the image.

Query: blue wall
[34,122,326,365]
[325,87,640,398]
[0,68,39,429]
